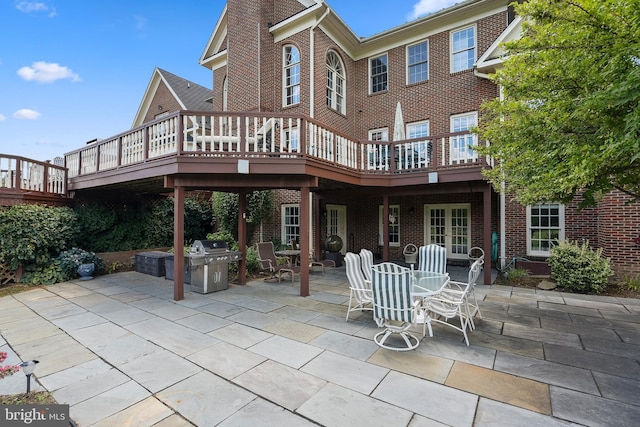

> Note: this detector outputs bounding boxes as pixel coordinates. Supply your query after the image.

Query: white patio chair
[423,280,472,346]
[418,244,447,274]
[345,252,373,321]
[371,262,421,351]
[464,257,484,329]
[359,248,374,282]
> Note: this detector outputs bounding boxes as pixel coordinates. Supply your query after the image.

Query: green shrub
[547,240,613,293]
[56,248,105,280]
[21,261,66,285]
[507,267,530,280]
[622,275,640,292]
[0,205,77,271]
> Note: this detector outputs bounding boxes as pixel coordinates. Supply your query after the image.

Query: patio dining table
[275,249,301,266]
[411,270,450,325]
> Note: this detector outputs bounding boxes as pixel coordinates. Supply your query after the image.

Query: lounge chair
[345,252,372,321]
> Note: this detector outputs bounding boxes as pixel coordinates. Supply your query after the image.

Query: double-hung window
[407,41,428,84]
[370,54,388,94]
[282,204,300,243]
[326,51,346,114]
[283,45,300,106]
[451,26,475,73]
[407,121,430,166]
[379,205,400,246]
[450,112,478,163]
[527,204,565,256]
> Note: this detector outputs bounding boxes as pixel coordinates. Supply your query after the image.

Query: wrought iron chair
[418,244,447,274]
[256,241,299,285]
[345,252,373,321]
[371,262,421,351]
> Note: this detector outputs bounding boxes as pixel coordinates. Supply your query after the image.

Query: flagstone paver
[298,382,414,427]
[372,371,477,427]
[367,347,453,383]
[156,371,255,427]
[445,361,551,415]
[186,341,266,380]
[234,360,327,411]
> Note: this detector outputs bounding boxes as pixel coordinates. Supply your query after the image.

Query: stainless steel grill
[188,240,242,293]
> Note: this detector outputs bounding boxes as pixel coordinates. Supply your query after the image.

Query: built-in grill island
[188,240,242,294]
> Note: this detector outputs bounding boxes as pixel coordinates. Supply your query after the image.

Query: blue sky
[0,0,459,162]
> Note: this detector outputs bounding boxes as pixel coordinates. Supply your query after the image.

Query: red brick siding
[143,81,182,123]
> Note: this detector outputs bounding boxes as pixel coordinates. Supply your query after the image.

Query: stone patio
[1,266,639,426]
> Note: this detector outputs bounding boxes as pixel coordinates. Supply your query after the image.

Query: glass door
[424,204,470,260]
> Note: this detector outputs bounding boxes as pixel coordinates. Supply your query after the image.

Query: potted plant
[324,235,343,267]
[57,248,105,281]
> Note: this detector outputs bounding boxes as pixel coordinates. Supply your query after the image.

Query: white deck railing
[64,111,485,178]
[0,154,67,195]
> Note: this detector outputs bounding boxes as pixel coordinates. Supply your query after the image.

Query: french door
[424,204,470,260]
[326,204,347,254]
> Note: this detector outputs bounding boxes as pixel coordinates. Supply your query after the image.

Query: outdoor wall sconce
[634,234,640,245]
[409,206,415,215]
[158,105,163,110]
[20,360,39,393]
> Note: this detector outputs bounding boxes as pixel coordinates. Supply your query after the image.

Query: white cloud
[13,109,42,120]
[15,1,57,17]
[17,61,80,83]
[408,0,460,20]
[0,114,6,121]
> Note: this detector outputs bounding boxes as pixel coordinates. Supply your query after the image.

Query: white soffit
[200,4,228,69]
[476,15,522,74]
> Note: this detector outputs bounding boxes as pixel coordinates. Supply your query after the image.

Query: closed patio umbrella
[393,101,405,141]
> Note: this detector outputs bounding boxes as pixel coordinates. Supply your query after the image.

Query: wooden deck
[63,111,491,194]
[0,154,69,207]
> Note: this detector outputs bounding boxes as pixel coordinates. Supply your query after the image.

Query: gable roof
[200,0,512,70]
[132,68,212,128]
[475,15,522,76]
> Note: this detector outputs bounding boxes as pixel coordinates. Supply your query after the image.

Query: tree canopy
[476,0,640,207]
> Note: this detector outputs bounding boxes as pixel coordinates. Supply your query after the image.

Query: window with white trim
[407,41,428,84]
[407,120,430,164]
[378,205,400,246]
[368,127,389,170]
[326,51,346,114]
[284,127,299,152]
[369,53,388,94]
[451,25,475,73]
[281,204,300,243]
[450,112,478,162]
[283,45,300,106]
[527,204,565,256]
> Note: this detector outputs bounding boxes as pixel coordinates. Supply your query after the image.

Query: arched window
[326,51,345,114]
[283,45,300,106]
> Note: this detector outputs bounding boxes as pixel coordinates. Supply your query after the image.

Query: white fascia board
[132,68,162,128]
[200,4,227,65]
[476,15,522,73]
[352,3,508,60]
[201,50,228,71]
[270,2,323,43]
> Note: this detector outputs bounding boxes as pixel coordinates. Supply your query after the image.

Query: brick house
[192,0,639,278]
[63,0,639,299]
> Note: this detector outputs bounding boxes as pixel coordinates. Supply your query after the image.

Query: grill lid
[191,240,228,254]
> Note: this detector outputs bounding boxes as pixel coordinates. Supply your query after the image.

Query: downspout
[309,6,331,249]
[309,6,330,119]
[257,22,261,112]
[499,86,506,269]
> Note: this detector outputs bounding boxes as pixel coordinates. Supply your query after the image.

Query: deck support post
[173,185,185,301]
